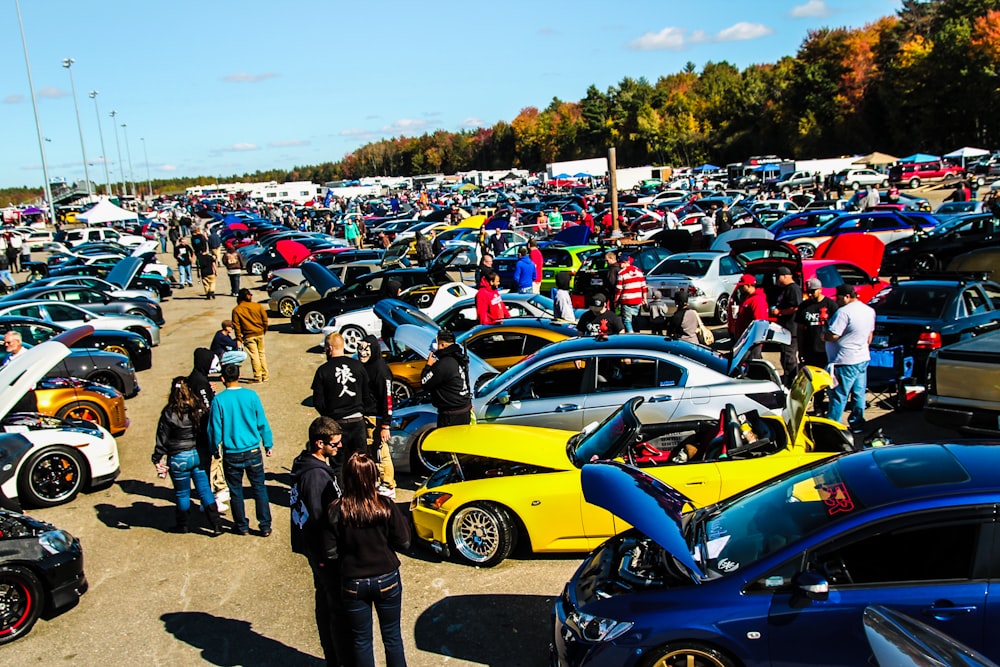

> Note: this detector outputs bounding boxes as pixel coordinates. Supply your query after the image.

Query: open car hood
[393,324,497,388]
[784,365,834,445]
[420,424,575,471]
[568,397,643,467]
[581,461,706,583]
[729,237,802,278]
[373,298,439,331]
[0,326,93,420]
[301,261,345,297]
[647,229,694,253]
[814,234,885,279]
[275,239,313,266]
[552,225,590,246]
[105,256,144,289]
[710,227,774,252]
[728,320,792,376]
[130,240,158,257]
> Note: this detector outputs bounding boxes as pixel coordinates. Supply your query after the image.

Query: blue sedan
[554,443,1000,667]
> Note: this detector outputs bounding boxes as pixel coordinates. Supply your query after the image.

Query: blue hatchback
[553,443,1000,667]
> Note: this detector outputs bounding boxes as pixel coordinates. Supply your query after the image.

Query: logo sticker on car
[819,482,855,515]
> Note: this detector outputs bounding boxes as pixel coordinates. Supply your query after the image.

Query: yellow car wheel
[645,642,736,667]
[448,502,516,567]
[102,343,130,359]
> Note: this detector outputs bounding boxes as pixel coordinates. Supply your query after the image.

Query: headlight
[416,492,452,511]
[39,529,74,554]
[116,359,133,370]
[565,609,633,643]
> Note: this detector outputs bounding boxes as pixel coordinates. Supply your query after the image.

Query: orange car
[27,377,129,436]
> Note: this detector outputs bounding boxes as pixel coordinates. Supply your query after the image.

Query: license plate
[591,276,603,286]
[872,335,889,347]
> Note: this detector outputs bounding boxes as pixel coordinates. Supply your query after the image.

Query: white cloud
[460,117,484,129]
[3,94,23,104]
[160,164,177,172]
[630,21,771,50]
[790,0,830,18]
[269,139,309,147]
[38,87,68,99]
[214,143,258,153]
[716,22,774,42]
[223,72,278,83]
[381,118,428,134]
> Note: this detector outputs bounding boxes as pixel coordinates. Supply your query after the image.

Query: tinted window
[870,286,952,318]
[508,358,588,400]
[833,264,870,287]
[4,305,43,319]
[42,303,87,322]
[595,356,658,392]
[466,333,525,359]
[438,306,479,333]
[814,266,845,289]
[982,283,1000,309]
[650,259,712,277]
[719,256,742,275]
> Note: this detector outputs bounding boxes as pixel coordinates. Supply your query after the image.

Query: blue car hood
[581,461,706,583]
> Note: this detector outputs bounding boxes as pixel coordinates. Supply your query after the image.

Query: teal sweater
[208,386,274,455]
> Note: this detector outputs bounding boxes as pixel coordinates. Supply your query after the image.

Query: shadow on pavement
[118,478,176,502]
[162,611,323,666]
[95,501,173,531]
[414,594,555,666]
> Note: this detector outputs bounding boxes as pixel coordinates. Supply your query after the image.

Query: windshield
[650,258,712,277]
[568,402,638,466]
[695,459,861,577]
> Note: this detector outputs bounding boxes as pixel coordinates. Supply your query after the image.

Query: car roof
[523,333,727,374]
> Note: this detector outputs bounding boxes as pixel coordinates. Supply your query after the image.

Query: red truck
[888,160,964,188]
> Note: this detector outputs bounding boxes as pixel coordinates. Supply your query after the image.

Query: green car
[539,244,601,295]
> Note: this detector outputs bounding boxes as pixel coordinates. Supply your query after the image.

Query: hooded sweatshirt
[553,272,575,322]
[188,348,216,410]
[360,334,392,423]
[476,276,510,325]
[420,342,472,412]
[289,450,341,559]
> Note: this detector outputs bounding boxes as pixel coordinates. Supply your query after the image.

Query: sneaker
[216,489,230,504]
[217,501,229,513]
[376,484,396,499]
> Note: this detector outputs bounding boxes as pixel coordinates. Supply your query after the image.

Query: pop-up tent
[76,196,138,224]
[943,146,990,167]
[898,153,939,164]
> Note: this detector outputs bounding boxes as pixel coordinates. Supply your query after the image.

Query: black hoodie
[419,342,472,412]
[289,450,341,559]
[360,334,392,423]
[188,348,216,410]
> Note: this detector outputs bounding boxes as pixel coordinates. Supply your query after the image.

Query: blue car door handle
[648,395,673,403]
[555,404,580,412]
[922,601,977,620]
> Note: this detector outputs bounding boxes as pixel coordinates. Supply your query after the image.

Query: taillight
[687,286,697,296]
[915,331,941,350]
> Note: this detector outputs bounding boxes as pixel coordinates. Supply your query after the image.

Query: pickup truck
[772,171,817,193]
[925,329,1000,435]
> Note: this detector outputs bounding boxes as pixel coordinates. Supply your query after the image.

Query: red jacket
[734,290,769,339]
[476,279,510,325]
[529,248,543,284]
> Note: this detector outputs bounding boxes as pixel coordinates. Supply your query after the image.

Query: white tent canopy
[943,146,989,159]
[76,196,139,224]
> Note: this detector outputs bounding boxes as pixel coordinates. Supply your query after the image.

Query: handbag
[695,312,715,346]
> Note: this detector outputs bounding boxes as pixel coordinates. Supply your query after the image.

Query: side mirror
[494,390,510,406]
[792,571,829,602]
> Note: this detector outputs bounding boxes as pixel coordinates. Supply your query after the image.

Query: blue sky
[2,0,899,191]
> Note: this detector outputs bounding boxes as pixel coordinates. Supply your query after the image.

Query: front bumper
[410,502,449,553]
[42,539,88,610]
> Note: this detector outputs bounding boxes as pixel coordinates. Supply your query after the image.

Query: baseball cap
[806,278,823,291]
[590,292,607,309]
[776,266,793,276]
[736,274,757,287]
[835,284,856,297]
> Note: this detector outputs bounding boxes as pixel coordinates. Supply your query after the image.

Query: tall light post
[121,122,136,201]
[140,137,152,198]
[88,91,111,195]
[62,58,92,195]
[109,110,127,197]
[14,0,57,225]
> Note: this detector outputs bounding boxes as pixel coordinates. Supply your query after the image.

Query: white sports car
[0,326,120,510]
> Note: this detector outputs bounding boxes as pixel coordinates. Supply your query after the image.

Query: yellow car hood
[421,424,576,471]
[785,365,834,444]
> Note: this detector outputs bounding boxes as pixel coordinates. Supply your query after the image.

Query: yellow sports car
[28,377,129,436]
[410,366,852,566]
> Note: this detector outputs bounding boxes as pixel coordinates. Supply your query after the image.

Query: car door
[960,284,1000,338]
[465,331,528,371]
[479,355,591,431]
[584,355,683,425]
[766,507,993,667]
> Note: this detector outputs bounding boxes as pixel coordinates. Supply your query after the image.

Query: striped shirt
[616,263,647,306]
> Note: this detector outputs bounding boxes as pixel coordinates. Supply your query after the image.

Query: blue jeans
[220,350,247,366]
[342,569,406,667]
[222,448,271,533]
[168,449,215,512]
[827,361,869,431]
[177,264,192,286]
[620,303,639,333]
[159,236,167,253]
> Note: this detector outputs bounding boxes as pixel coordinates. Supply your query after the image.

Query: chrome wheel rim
[303,311,326,333]
[341,327,365,352]
[451,506,500,563]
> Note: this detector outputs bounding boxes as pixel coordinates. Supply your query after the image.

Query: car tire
[642,641,737,667]
[302,310,327,334]
[880,179,889,188]
[56,400,110,430]
[448,502,516,567]
[277,296,298,318]
[17,446,88,508]
[248,261,265,276]
[125,326,153,346]
[851,181,860,190]
[713,293,729,325]
[340,325,366,354]
[909,177,920,189]
[913,253,938,272]
[0,565,43,645]
[794,243,815,259]
[391,380,413,404]
[89,371,124,393]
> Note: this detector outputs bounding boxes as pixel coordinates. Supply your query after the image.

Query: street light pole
[14,0,57,226]
[88,91,112,196]
[62,58,92,196]
[109,110,127,197]
[121,123,136,202]
[140,137,152,199]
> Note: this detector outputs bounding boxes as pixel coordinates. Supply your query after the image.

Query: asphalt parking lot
[3,248,958,666]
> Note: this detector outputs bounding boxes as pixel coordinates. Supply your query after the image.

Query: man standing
[476,270,510,325]
[615,259,647,333]
[232,288,269,383]
[663,207,679,231]
[289,416,351,666]
[208,364,274,537]
[795,278,838,412]
[576,293,624,338]
[824,284,876,433]
[701,207,718,249]
[715,203,733,235]
[863,185,881,211]
[602,250,621,311]
[312,332,371,469]
[197,247,217,300]
[513,246,536,294]
[528,239,543,294]
[420,329,472,428]
[208,227,223,265]
[488,227,508,256]
[733,274,769,358]
[174,237,194,288]
[474,253,494,287]
[770,267,802,385]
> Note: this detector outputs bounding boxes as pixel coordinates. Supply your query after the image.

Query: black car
[41,259,173,299]
[882,213,1000,273]
[0,509,86,644]
[0,316,152,371]
[571,243,676,308]
[869,272,1000,383]
[3,286,164,326]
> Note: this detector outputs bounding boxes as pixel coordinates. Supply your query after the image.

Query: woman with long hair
[152,376,222,535]
[328,452,410,667]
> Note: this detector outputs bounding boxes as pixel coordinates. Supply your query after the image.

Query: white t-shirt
[826,299,876,366]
